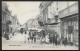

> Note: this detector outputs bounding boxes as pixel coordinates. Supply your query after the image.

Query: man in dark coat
[54,32,59,45]
[33,32,36,43]
[53,34,55,44]
[42,30,45,38]
[49,32,54,44]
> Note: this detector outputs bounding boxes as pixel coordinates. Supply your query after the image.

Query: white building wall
[69,1,77,6]
[48,5,52,18]
[58,1,68,12]
[51,2,57,16]
[58,1,77,12]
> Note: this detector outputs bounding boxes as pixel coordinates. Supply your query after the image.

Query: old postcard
[2,1,79,50]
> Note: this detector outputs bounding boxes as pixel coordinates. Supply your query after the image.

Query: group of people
[20,31,37,44]
[3,31,14,40]
[49,32,60,45]
[3,28,61,45]
[40,30,61,45]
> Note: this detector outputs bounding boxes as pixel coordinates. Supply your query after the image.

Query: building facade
[2,2,20,37]
[39,1,78,45]
[39,1,61,37]
[10,15,19,33]
[59,2,78,45]
[2,2,12,36]
[27,18,41,30]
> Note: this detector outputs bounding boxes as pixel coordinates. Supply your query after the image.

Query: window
[68,26,73,34]
[41,6,43,9]
[73,19,78,42]
[76,20,78,30]
[63,22,66,29]
[64,29,67,37]
[2,14,4,21]
[74,21,76,30]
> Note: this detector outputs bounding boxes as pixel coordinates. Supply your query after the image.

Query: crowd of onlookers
[20,30,63,46]
[39,30,61,45]
[3,29,78,46]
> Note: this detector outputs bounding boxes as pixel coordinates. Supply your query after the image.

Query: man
[53,34,55,45]
[55,32,59,45]
[33,32,36,43]
[49,33,53,44]
[42,30,45,38]
[6,33,9,40]
[24,31,27,43]
[62,36,67,46]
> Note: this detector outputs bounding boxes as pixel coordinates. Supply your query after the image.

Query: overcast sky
[4,1,41,25]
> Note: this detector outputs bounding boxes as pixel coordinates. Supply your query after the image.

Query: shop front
[61,14,78,45]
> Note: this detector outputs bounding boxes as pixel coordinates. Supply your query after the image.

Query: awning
[45,22,58,25]
[28,28,37,30]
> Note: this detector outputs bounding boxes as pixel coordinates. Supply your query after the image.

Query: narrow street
[2,33,78,50]
[2,1,79,50]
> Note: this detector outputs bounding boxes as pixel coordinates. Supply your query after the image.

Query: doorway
[68,26,74,43]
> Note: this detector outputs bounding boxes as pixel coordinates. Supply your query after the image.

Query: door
[68,26,74,42]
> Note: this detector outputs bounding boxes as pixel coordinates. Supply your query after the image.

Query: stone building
[2,2,12,36]
[10,15,20,33]
[2,2,20,37]
[39,1,78,45]
[59,2,78,45]
[39,1,61,37]
[27,18,41,30]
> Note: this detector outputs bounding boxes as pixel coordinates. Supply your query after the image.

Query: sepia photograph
[2,1,79,50]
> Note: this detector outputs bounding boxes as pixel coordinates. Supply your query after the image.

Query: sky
[4,1,41,25]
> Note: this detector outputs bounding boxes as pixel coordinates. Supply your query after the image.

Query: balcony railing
[59,2,78,18]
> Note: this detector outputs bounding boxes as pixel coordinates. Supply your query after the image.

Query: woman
[45,33,49,44]
[20,32,26,44]
[26,31,29,43]
[24,31,27,43]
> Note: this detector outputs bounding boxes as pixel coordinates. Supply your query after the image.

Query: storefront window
[68,21,70,26]
[63,22,65,29]
[68,26,73,34]
[64,29,67,37]
[73,18,78,42]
